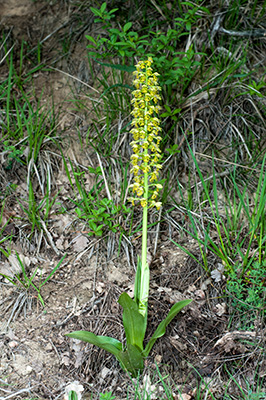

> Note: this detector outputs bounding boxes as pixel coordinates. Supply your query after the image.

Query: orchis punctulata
[66,58,192,378]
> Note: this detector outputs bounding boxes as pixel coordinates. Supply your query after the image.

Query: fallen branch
[219,27,266,38]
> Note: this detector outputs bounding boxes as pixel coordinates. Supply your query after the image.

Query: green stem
[139,100,150,319]
[140,168,149,303]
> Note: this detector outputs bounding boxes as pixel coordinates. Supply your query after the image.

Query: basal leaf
[65,331,122,358]
[119,344,144,377]
[66,331,143,376]
[143,299,192,357]
[118,292,146,351]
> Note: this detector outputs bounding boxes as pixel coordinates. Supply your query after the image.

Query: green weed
[1,42,59,195]
[224,364,266,400]
[62,157,131,237]
[68,391,79,400]
[171,146,266,326]
[226,259,266,328]
[173,148,266,267]
[0,253,66,308]
[0,200,12,258]
[86,1,208,103]
[18,180,59,238]
[99,391,115,400]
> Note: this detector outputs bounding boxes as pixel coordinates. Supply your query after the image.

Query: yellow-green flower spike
[129,57,162,210]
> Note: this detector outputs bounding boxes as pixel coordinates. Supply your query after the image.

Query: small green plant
[86,2,208,102]
[18,179,59,240]
[172,146,266,273]
[0,233,12,259]
[75,196,122,237]
[99,391,115,400]
[0,253,66,307]
[1,45,45,141]
[246,80,266,98]
[64,161,131,237]
[170,142,266,328]
[66,58,192,377]
[2,141,25,170]
[224,363,266,400]
[0,201,12,258]
[68,391,78,400]
[0,45,58,195]
[227,259,266,328]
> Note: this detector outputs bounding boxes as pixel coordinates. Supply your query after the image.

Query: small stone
[45,343,53,351]
[26,366,33,374]
[8,341,19,348]
[154,354,162,364]
[194,289,205,300]
[101,367,111,379]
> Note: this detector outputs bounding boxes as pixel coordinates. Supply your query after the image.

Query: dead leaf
[96,282,105,294]
[211,263,225,282]
[55,237,65,250]
[201,278,211,290]
[214,303,226,316]
[61,353,71,366]
[73,235,89,252]
[177,393,192,400]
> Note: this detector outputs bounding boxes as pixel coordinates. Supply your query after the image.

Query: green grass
[170,146,266,328]
[0,253,66,308]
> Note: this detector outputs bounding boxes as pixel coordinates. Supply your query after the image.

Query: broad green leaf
[89,220,97,231]
[100,2,107,13]
[143,299,192,357]
[118,292,146,351]
[109,8,118,14]
[123,22,132,32]
[66,331,122,357]
[65,331,143,376]
[119,344,144,377]
[90,7,102,17]
[109,28,121,35]
[85,35,97,45]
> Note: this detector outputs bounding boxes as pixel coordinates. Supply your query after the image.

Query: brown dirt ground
[0,2,265,400]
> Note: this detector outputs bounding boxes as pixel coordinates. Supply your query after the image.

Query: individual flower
[131,154,139,165]
[140,198,148,207]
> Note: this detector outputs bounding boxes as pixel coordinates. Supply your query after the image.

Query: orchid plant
[66,58,192,377]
